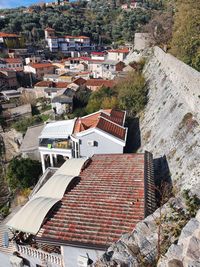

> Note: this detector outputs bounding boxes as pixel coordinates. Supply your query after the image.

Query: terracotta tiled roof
[0,32,19,38]
[97,117,126,140]
[3,58,22,64]
[64,35,90,39]
[72,77,87,86]
[35,81,69,88]
[38,153,155,248]
[73,109,126,141]
[30,63,54,69]
[91,52,105,55]
[108,48,129,53]
[100,109,125,126]
[85,79,116,89]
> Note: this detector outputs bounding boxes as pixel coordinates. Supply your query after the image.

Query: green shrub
[6,158,42,190]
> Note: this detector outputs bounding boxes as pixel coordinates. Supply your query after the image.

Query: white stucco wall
[78,131,124,157]
[107,52,124,61]
[62,245,104,267]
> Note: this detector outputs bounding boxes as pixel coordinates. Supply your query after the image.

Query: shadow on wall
[153,155,172,207]
[124,117,141,153]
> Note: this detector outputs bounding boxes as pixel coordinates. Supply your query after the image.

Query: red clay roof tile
[38,153,153,248]
[73,109,126,141]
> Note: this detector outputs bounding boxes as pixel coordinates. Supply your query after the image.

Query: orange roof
[35,81,69,88]
[72,77,87,86]
[73,109,126,141]
[30,63,54,69]
[108,48,129,53]
[64,35,90,39]
[0,32,19,38]
[4,58,22,64]
[86,79,116,89]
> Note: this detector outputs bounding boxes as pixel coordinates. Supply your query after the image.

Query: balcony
[16,244,63,266]
[39,139,72,150]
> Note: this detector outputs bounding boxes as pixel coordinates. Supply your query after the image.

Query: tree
[143,10,173,46]
[6,158,42,190]
[86,86,117,114]
[117,71,147,116]
[170,0,200,71]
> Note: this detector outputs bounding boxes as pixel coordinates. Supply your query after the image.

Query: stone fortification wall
[95,47,200,267]
[139,47,200,194]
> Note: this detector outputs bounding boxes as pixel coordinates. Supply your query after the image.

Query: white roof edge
[75,127,126,146]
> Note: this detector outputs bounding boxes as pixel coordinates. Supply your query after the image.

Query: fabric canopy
[6,158,88,234]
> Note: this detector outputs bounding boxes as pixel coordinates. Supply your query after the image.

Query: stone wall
[95,47,200,266]
[140,46,200,195]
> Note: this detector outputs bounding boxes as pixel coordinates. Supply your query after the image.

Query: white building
[39,119,76,173]
[107,48,129,61]
[0,58,23,71]
[45,28,94,53]
[38,109,127,173]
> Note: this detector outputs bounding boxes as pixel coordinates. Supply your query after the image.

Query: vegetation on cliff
[6,157,42,191]
[170,0,200,71]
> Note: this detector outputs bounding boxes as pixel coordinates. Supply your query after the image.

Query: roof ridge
[98,115,126,129]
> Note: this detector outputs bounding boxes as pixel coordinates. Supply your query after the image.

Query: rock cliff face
[96,47,200,266]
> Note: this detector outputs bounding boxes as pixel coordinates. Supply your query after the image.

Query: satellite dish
[2,232,9,248]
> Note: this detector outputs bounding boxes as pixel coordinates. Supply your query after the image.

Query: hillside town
[0,0,199,267]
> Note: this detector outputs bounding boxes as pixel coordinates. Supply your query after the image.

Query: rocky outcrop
[158,210,200,267]
[95,197,190,266]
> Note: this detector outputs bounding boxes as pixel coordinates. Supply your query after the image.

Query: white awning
[6,158,88,234]
[7,197,58,235]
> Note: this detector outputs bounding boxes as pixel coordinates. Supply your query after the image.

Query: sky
[0,0,73,9]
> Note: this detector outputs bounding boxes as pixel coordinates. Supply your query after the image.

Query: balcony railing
[39,140,72,150]
[16,244,63,266]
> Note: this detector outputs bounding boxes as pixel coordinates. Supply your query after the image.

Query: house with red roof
[6,153,156,267]
[0,57,23,72]
[91,51,106,61]
[24,63,55,80]
[85,79,116,91]
[107,48,130,61]
[0,32,20,51]
[38,109,127,173]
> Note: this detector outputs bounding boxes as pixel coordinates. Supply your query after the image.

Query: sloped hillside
[140,46,200,195]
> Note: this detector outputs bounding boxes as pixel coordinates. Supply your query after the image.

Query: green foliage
[0,205,10,218]
[86,86,118,114]
[117,72,147,116]
[0,0,161,44]
[156,190,200,261]
[12,114,48,134]
[85,70,147,116]
[170,0,200,71]
[6,157,42,190]
[73,87,92,110]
